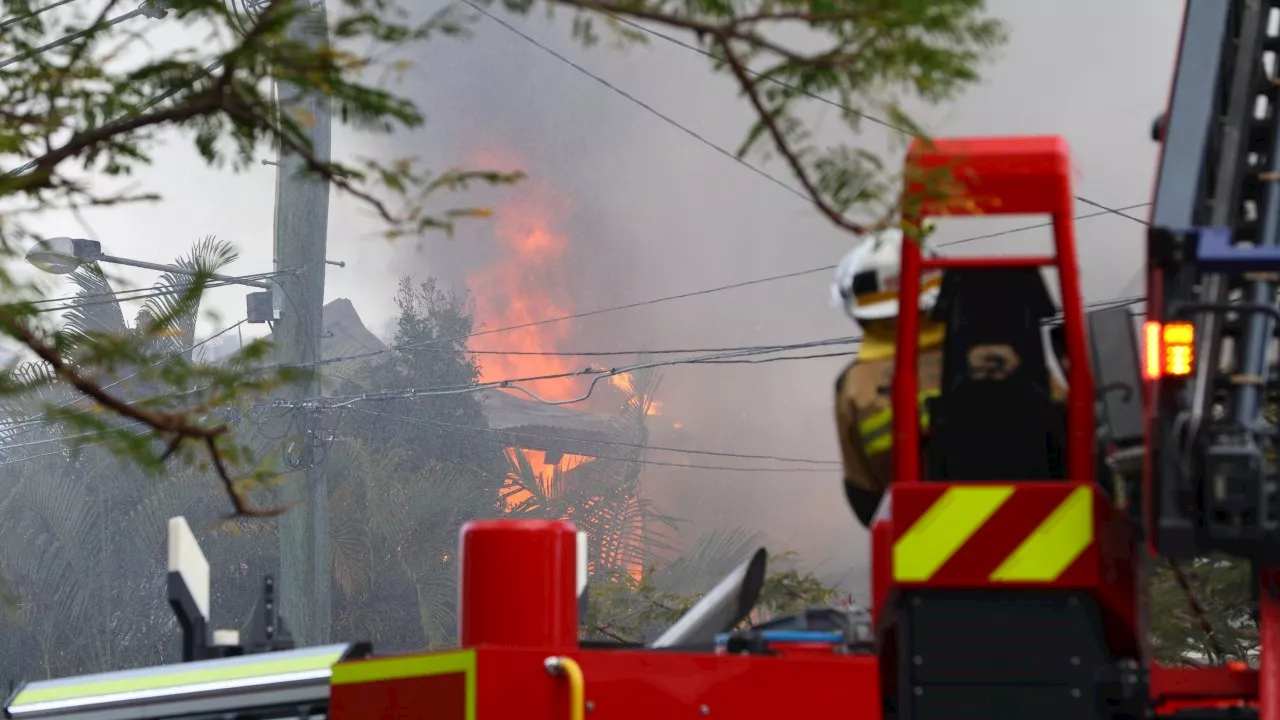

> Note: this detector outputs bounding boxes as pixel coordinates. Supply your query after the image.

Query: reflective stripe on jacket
[856,389,942,456]
[835,348,943,496]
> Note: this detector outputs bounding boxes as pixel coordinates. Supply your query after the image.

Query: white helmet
[829,224,943,322]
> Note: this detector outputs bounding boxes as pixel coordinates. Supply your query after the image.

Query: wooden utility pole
[270,0,333,646]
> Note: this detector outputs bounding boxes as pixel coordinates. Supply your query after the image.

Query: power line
[0,2,155,71]
[695,349,853,364]
[5,56,224,177]
[937,203,1152,247]
[462,0,808,203]
[0,319,248,438]
[351,407,830,473]
[268,294,1141,410]
[595,12,1151,228]
[269,341,854,410]
[0,297,1150,468]
[0,0,80,31]
[453,336,859,358]
[31,269,280,306]
[282,209,1148,373]
[354,406,839,465]
[0,428,151,465]
[29,270,283,313]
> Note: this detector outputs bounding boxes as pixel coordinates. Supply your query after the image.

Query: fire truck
[8,0,1280,717]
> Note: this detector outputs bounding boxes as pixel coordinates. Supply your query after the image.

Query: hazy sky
[20,0,1184,593]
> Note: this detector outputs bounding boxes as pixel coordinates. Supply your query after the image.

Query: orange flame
[610,372,661,415]
[466,149,648,583]
[467,155,578,401]
[500,448,596,509]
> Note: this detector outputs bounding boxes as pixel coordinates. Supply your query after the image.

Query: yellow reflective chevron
[892,486,1014,581]
[990,486,1094,582]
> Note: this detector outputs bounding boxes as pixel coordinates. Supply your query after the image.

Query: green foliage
[326,439,495,650]
[339,277,499,476]
[1148,557,1256,666]
[0,0,526,506]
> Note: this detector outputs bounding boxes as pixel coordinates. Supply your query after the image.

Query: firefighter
[830,224,944,527]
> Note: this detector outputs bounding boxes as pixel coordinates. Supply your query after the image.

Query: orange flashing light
[1143,321,1161,380]
[1142,321,1195,380]
[1162,322,1195,376]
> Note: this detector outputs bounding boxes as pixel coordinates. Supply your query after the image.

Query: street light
[25,236,97,275]
[26,237,273,290]
[27,237,281,323]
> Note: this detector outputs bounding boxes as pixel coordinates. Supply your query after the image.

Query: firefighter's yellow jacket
[835,319,1067,526]
[835,320,944,526]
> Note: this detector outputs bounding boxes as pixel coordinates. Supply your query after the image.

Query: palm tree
[0,237,254,682]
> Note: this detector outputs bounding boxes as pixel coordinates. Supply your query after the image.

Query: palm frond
[0,361,69,448]
[655,527,764,595]
[137,236,238,356]
[59,265,127,347]
[328,478,371,600]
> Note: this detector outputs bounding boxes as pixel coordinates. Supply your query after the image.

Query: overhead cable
[0,0,80,31]
[0,1,157,71]
[286,217,1148,374]
[27,269,281,311]
[465,336,859,357]
[264,295,1141,410]
[352,407,830,473]
[353,406,839,465]
[461,0,808,202]
[0,319,248,439]
[591,11,1151,228]
[5,56,224,177]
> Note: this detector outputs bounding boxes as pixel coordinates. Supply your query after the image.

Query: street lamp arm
[97,254,273,290]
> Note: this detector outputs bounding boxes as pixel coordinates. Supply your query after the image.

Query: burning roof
[477,388,627,457]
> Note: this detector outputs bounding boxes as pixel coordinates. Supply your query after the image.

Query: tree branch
[0,315,281,518]
[2,90,223,194]
[220,95,411,228]
[714,36,880,236]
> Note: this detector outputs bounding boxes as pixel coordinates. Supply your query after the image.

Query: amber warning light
[1143,321,1196,380]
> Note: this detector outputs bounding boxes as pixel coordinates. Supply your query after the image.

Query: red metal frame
[1151,663,1257,713]
[894,135,1094,486]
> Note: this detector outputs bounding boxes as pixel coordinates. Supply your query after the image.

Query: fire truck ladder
[1148,0,1280,563]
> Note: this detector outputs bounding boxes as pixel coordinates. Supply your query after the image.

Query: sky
[18,0,1185,595]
